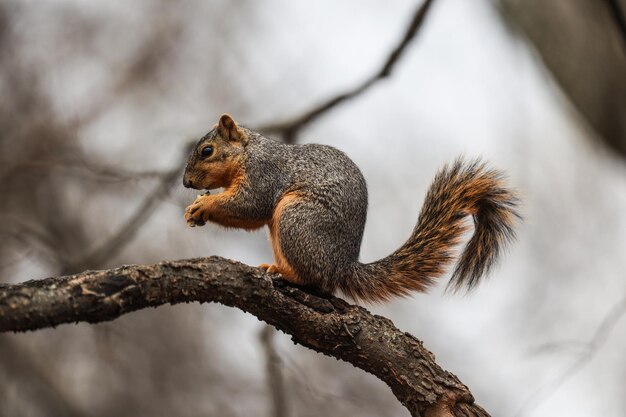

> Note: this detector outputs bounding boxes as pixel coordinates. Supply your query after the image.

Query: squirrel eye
[200,146,213,158]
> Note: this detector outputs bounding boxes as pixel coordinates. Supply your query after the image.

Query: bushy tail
[340,158,520,302]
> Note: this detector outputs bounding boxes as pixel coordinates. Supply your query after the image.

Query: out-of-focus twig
[0,217,60,259]
[260,326,289,417]
[515,293,626,417]
[0,337,87,417]
[17,160,168,184]
[258,0,437,143]
[61,162,184,275]
[66,11,181,131]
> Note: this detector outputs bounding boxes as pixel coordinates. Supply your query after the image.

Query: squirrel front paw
[185,195,210,227]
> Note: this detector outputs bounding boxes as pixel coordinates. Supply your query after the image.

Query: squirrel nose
[183,177,194,188]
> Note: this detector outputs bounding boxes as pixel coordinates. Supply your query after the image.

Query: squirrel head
[183,114,249,190]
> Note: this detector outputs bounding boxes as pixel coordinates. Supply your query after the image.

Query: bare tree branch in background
[260,326,289,417]
[19,159,171,184]
[0,5,214,414]
[62,163,184,275]
[0,337,87,417]
[0,0,184,275]
[66,6,182,131]
[258,0,436,143]
[515,294,626,417]
[497,0,626,158]
[0,257,490,417]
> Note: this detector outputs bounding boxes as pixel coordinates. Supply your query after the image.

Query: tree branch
[258,0,437,143]
[0,256,489,417]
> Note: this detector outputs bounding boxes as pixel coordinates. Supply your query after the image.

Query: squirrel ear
[218,114,245,143]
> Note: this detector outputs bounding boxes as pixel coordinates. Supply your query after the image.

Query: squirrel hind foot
[258,263,283,275]
[258,263,334,300]
[258,263,302,284]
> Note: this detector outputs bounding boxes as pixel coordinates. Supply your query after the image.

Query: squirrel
[183,114,520,302]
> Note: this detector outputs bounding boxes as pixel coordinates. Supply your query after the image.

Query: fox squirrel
[183,114,519,301]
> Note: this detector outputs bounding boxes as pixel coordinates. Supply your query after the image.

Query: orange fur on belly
[266,192,302,284]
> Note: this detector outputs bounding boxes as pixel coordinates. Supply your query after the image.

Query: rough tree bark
[0,256,490,417]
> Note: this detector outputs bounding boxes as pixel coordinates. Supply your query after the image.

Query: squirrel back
[183,115,520,302]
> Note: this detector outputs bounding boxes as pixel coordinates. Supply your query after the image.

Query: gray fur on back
[241,129,368,292]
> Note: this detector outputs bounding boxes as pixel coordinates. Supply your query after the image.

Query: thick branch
[0,256,489,417]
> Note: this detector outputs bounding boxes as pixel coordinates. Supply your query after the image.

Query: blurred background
[1,0,625,416]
